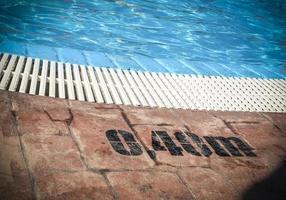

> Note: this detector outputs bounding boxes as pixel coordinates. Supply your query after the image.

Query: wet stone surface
[0,90,285,199]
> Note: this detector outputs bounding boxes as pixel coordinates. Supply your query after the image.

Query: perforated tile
[0,53,285,112]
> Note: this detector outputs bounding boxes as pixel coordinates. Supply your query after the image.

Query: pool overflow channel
[0,53,286,113]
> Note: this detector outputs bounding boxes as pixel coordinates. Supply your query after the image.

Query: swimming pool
[0,0,285,78]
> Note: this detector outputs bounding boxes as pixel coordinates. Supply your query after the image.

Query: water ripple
[0,0,285,68]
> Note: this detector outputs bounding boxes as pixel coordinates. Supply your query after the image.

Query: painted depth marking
[106,129,257,158]
[0,52,285,112]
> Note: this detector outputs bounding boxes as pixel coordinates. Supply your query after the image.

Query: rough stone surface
[0,92,34,199]
[45,108,71,122]
[230,121,286,151]
[122,106,182,126]
[0,174,33,200]
[173,110,234,136]
[70,108,154,170]
[35,171,113,200]
[0,90,285,199]
[15,106,83,173]
[263,113,286,134]
[70,99,119,110]
[178,167,238,200]
[132,125,210,167]
[210,157,267,193]
[10,92,83,174]
[212,111,268,123]
[107,171,193,200]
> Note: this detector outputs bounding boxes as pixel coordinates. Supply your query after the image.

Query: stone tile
[36,171,112,200]
[172,110,233,137]
[16,107,56,136]
[70,109,154,170]
[53,121,70,136]
[2,90,286,200]
[0,94,15,137]
[0,92,32,198]
[0,174,33,200]
[153,164,177,173]
[140,110,254,162]
[0,90,9,103]
[133,125,209,167]
[0,130,27,178]
[107,171,193,200]
[0,93,27,178]
[45,108,71,121]
[223,149,284,172]
[10,93,70,138]
[210,157,272,193]
[212,111,268,123]
[122,106,182,126]
[242,160,286,200]
[178,167,238,200]
[264,113,286,134]
[12,98,83,172]
[22,131,83,173]
[0,125,31,200]
[230,122,286,151]
[208,120,286,194]
[10,92,68,110]
[69,99,119,112]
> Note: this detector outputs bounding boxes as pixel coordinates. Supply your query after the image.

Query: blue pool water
[0,0,286,78]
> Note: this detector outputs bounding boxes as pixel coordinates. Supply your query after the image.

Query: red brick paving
[0,90,285,200]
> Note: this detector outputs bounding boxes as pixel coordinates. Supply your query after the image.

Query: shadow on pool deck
[243,160,286,200]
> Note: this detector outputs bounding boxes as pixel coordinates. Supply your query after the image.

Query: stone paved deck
[0,90,285,200]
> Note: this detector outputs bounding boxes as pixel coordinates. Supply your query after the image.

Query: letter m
[204,136,256,157]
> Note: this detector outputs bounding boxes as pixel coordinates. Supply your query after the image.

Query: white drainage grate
[0,52,285,112]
